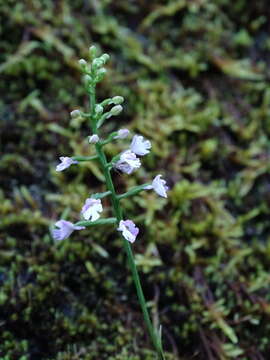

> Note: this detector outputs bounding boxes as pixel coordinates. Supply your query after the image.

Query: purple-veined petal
[114,150,141,174]
[117,219,139,243]
[52,220,85,241]
[130,135,151,156]
[88,134,100,144]
[81,198,103,221]
[145,175,169,198]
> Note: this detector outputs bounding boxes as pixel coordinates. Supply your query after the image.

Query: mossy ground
[1,1,270,359]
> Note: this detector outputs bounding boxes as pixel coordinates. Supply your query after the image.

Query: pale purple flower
[145,174,169,198]
[81,198,103,221]
[56,157,78,172]
[70,109,81,118]
[88,134,100,144]
[130,135,151,156]
[118,220,139,243]
[114,150,141,174]
[52,220,85,241]
[114,128,130,139]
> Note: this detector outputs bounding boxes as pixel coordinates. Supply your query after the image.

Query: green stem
[91,191,112,199]
[117,183,151,200]
[88,87,165,360]
[75,218,117,227]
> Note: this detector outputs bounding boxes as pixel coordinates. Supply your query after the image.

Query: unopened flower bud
[70,109,81,118]
[115,128,130,139]
[79,59,87,67]
[112,96,124,104]
[110,105,123,116]
[84,74,92,84]
[88,134,100,144]
[95,68,107,82]
[89,45,97,58]
[92,58,104,69]
[95,104,103,115]
[100,53,110,63]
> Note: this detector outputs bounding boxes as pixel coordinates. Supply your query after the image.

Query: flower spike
[51,47,166,358]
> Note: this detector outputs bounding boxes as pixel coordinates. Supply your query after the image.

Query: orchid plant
[52,46,168,359]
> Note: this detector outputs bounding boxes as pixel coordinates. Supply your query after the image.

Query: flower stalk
[72,155,98,162]
[52,47,169,359]
[117,184,151,200]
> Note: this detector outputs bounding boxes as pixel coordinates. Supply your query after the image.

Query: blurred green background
[1,0,270,359]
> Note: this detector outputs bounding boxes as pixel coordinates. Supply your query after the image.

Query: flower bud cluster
[79,49,110,86]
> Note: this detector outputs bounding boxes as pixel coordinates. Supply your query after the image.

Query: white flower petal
[52,220,84,241]
[81,198,103,222]
[88,134,100,144]
[115,150,141,174]
[118,220,139,243]
[56,157,78,172]
[146,175,169,198]
[130,135,151,156]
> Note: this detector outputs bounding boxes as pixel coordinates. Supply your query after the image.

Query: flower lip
[52,220,85,241]
[56,157,78,172]
[81,198,103,222]
[145,174,169,198]
[118,219,139,243]
[130,135,151,156]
